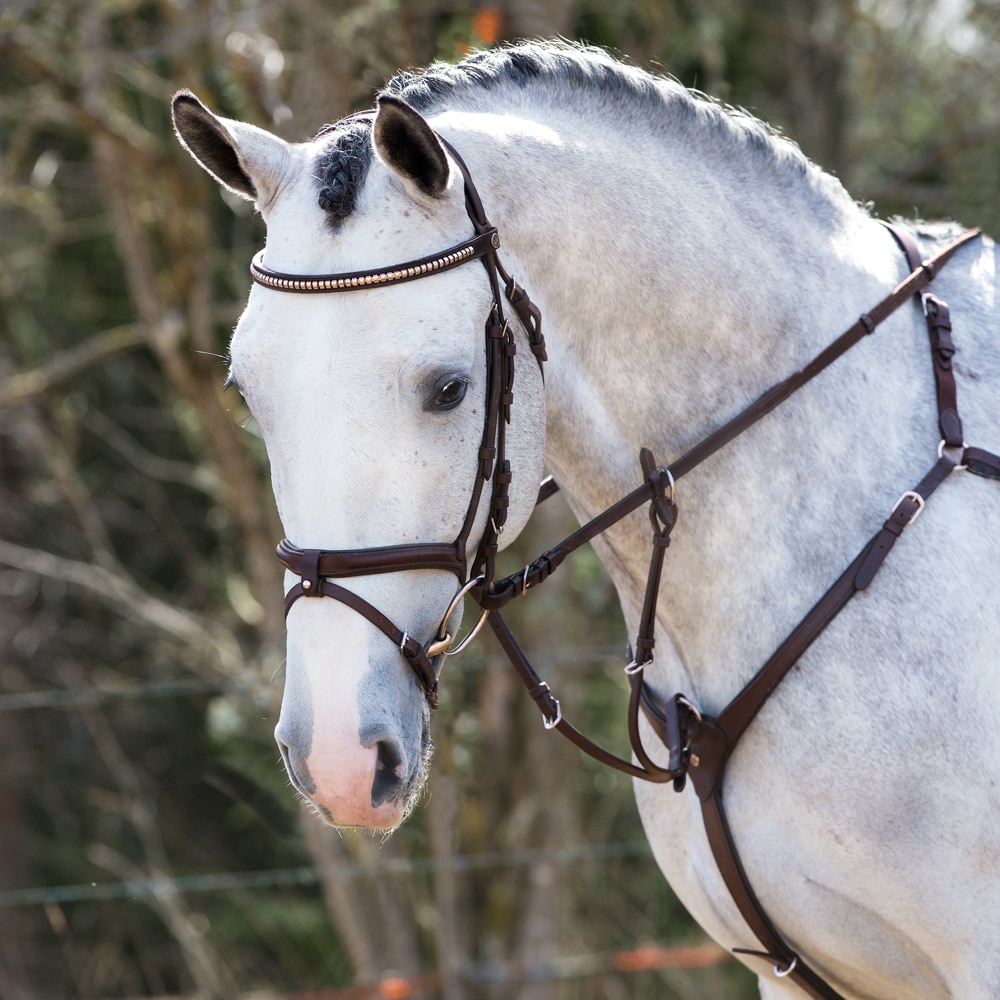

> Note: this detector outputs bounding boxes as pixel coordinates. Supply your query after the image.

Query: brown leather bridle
[257,129,546,708]
[249,115,999,999]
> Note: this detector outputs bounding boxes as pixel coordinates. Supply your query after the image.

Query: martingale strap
[481,224,997,998]
[482,227,982,609]
[665,452,959,1000]
[885,221,966,446]
[485,450,685,784]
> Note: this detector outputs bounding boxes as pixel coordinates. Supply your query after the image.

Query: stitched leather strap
[284,578,440,705]
[882,222,967,446]
[965,445,1000,478]
[661,225,985,997]
[684,453,957,792]
[883,224,1000,475]
[479,462,675,610]
[277,538,465,579]
[666,227,980,481]
[482,450,686,782]
[669,452,957,999]
[882,225,1000,473]
[701,792,845,999]
[486,611,683,782]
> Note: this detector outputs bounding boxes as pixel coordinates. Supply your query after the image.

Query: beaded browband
[250,230,501,293]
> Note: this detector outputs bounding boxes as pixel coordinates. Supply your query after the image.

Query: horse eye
[430,375,469,411]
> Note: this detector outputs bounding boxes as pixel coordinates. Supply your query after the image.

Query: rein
[250,115,999,997]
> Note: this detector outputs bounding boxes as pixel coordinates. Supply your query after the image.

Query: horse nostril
[371,739,406,807]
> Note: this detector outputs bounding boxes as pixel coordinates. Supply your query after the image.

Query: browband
[250,230,501,293]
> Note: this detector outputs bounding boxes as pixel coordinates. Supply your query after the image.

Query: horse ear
[373,94,450,198]
[171,91,290,206]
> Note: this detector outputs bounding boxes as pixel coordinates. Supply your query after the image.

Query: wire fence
[1,637,737,997]
[0,841,653,909]
[0,677,222,712]
[0,644,630,713]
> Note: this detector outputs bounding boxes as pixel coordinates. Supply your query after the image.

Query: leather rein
[252,120,999,998]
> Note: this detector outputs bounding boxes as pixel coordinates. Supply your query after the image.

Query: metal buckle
[543,702,562,729]
[891,490,925,526]
[538,683,562,730]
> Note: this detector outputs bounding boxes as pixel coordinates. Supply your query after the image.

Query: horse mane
[315,40,853,224]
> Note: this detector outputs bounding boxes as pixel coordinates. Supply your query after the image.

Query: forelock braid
[315,122,372,223]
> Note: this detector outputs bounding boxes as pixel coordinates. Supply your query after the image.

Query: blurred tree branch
[85,407,223,499]
[0,25,159,155]
[83,707,239,1000]
[74,1,286,652]
[0,324,143,411]
[0,537,245,680]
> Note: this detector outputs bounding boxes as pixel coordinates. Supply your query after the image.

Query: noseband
[254,123,546,707]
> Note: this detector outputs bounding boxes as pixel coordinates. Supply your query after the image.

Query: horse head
[172,92,546,829]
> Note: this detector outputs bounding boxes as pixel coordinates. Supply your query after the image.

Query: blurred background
[1,1,998,998]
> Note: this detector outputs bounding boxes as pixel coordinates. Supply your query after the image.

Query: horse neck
[439,104,908,702]
[444,106,890,491]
